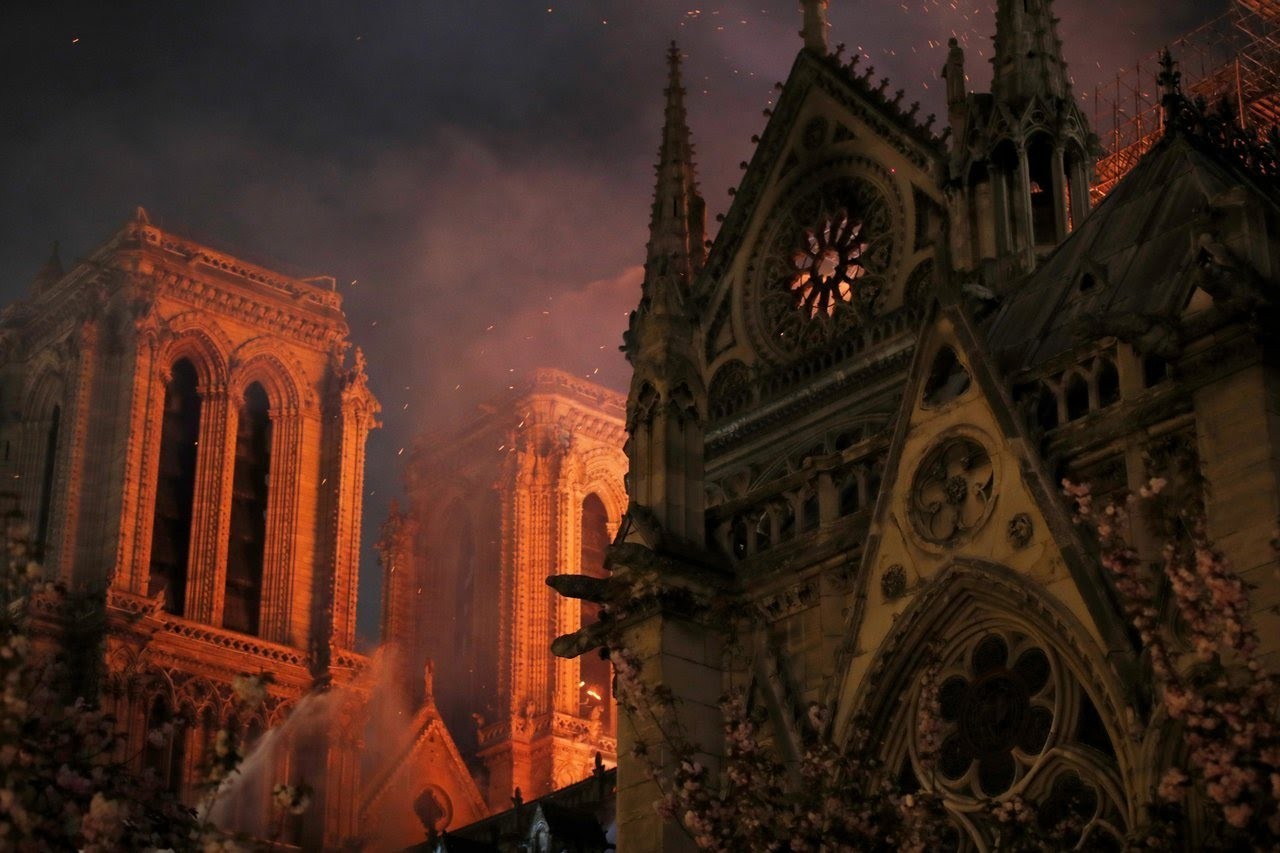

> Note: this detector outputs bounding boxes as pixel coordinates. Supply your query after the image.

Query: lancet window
[579,493,612,730]
[148,359,201,616]
[224,382,271,635]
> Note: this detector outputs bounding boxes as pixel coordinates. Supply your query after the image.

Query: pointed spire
[942,37,968,139]
[134,205,151,225]
[35,241,64,290]
[800,0,830,55]
[1157,48,1186,132]
[643,42,706,316]
[991,0,1071,105]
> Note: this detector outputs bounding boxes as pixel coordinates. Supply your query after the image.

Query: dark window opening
[580,494,613,732]
[922,346,971,406]
[867,466,883,505]
[36,405,60,556]
[731,517,748,558]
[224,383,271,635]
[801,491,820,533]
[778,501,796,541]
[991,141,1021,253]
[1027,135,1058,246]
[754,514,772,552]
[1143,354,1169,388]
[1065,374,1089,420]
[148,360,201,616]
[839,474,861,516]
[143,697,186,794]
[1096,360,1120,407]
[1036,386,1060,431]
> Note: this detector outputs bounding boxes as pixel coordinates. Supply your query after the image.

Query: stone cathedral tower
[2,209,379,849]
[382,369,627,810]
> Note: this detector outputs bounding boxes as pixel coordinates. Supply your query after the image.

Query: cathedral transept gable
[830,302,1137,742]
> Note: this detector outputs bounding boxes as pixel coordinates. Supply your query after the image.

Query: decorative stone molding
[1007,512,1034,549]
[908,436,995,546]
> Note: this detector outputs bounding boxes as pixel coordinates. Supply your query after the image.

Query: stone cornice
[13,216,349,354]
[105,588,316,690]
[413,372,627,476]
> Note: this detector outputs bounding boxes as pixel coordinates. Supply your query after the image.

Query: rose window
[909,437,995,545]
[936,634,1054,797]
[751,176,894,358]
[788,210,868,318]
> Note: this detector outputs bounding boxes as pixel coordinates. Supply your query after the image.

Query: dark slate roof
[983,133,1275,368]
[410,835,499,853]
[534,801,609,847]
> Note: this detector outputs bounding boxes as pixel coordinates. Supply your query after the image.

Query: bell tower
[383,370,628,809]
[1,209,378,848]
[945,0,1096,279]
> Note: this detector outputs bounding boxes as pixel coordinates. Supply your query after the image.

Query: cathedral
[571,0,1280,850]
[5,0,1279,848]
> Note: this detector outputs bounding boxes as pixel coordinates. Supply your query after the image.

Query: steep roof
[983,132,1280,368]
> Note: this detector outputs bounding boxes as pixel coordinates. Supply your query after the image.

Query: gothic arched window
[579,493,613,732]
[902,625,1127,849]
[225,382,271,635]
[149,359,202,616]
[143,696,186,794]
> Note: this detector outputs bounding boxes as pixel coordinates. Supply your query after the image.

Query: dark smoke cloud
[0,0,1208,642]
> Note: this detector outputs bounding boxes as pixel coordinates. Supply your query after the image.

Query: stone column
[616,606,724,853]
[117,321,167,594]
[187,384,234,624]
[1015,143,1035,266]
[1052,145,1069,240]
[261,409,301,644]
[53,320,99,584]
[1070,155,1092,226]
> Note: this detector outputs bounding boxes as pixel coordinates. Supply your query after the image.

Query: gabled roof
[695,48,944,300]
[983,132,1280,368]
[529,801,609,847]
[827,297,1136,737]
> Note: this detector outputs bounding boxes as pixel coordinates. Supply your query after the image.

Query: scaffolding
[1090,0,1280,201]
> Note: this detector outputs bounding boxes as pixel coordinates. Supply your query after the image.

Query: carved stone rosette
[908,437,995,546]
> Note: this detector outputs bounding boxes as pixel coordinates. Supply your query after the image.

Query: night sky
[1,1,1210,643]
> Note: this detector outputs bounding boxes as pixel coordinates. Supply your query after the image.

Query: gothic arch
[231,342,306,414]
[842,560,1137,833]
[22,359,66,421]
[576,447,627,527]
[160,318,231,390]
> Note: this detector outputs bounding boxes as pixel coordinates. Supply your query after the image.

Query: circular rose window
[750,176,894,359]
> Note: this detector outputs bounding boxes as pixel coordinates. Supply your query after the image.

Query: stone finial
[35,241,64,290]
[800,0,830,55]
[1158,48,1184,132]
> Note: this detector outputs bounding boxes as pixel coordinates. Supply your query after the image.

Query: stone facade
[587,0,1280,850]
[2,209,379,848]
[382,369,627,811]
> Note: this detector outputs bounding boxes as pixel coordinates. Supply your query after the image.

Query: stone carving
[909,437,994,545]
[936,634,1053,796]
[1007,512,1033,549]
[881,564,906,600]
[802,116,829,150]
